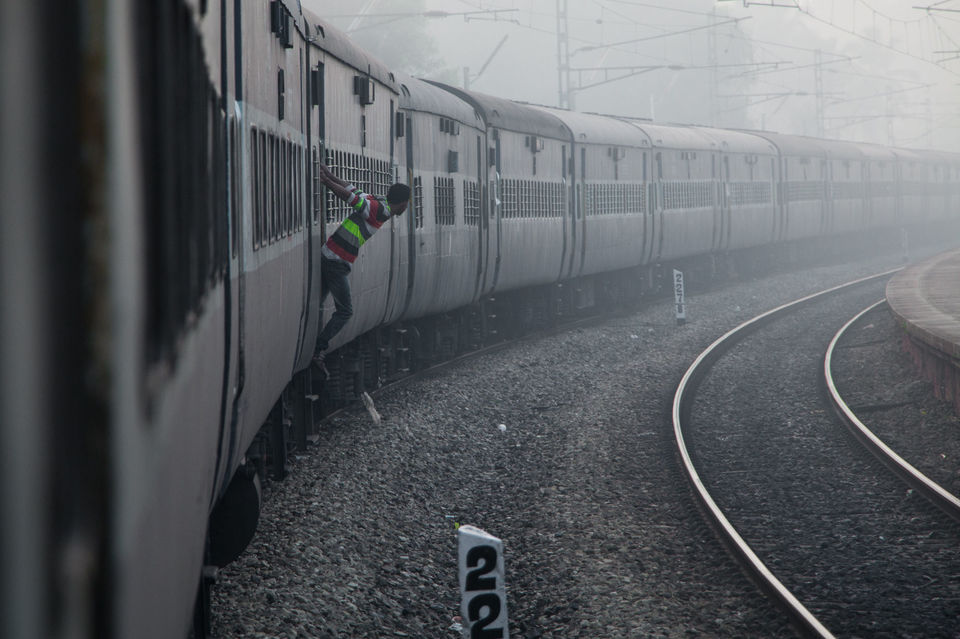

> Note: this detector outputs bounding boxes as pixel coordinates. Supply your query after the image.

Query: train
[2,1,958,638]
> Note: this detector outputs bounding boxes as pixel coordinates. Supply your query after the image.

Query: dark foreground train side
[2,2,958,638]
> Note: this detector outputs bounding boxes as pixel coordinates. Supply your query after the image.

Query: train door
[771,158,781,241]
[564,144,577,279]
[781,157,790,240]
[483,128,503,293]
[558,144,569,279]
[216,0,247,500]
[292,47,319,373]
[399,113,417,314]
[378,97,402,324]
[473,134,485,299]
[821,159,831,234]
[652,152,664,262]
[640,152,652,264]
[576,146,588,275]
[715,154,726,251]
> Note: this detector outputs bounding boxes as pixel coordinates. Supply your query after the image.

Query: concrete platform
[886,248,960,415]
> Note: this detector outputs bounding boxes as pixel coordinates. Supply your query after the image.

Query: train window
[413,176,424,229]
[250,128,259,250]
[264,134,270,244]
[230,119,239,258]
[279,140,286,237]
[286,141,293,235]
[279,139,286,237]
[256,131,264,247]
[292,145,298,232]
[262,134,269,244]
[288,143,295,234]
[296,146,303,231]
[324,149,337,222]
[728,182,771,206]
[502,179,517,218]
[270,134,278,243]
[274,136,281,240]
[464,180,481,226]
[435,177,455,225]
[278,137,285,238]
[312,147,321,225]
[555,182,567,218]
[254,129,262,249]
[377,158,388,198]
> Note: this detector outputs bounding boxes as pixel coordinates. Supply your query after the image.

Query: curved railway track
[673,271,960,637]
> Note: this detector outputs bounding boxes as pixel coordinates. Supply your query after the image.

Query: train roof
[688,126,778,155]
[426,83,570,141]
[897,147,960,166]
[814,137,875,160]
[524,106,652,148]
[739,130,828,158]
[854,141,898,163]
[618,121,718,151]
[301,11,399,92]
[395,73,484,130]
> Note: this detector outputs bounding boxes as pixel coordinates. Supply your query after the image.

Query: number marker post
[458,525,509,638]
[673,269,686,326]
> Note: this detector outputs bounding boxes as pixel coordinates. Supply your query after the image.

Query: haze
[306,0,960,151]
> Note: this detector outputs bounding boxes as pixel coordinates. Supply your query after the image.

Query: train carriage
[928,151,960,222]
[7,3,960,639]
[894,148,935,227]
[394,74,487,320]
[115,2,238,637]
[304,12,403,354]
[749,131,828,243]
[859,143,900,230]
[432,85,571,294]
[529,107,654,275]
[227,0,314,483]
[691,126,779,251]
[623,123,719,262]
[818,139,868,235]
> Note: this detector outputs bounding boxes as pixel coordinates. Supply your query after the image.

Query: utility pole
[886,86,894,145]
[814,49,825,137]
[556,0,571,109]
[708,10,719,127]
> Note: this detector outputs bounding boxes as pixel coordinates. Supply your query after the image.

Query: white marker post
[673,269,686,326]
[458,525,509,638]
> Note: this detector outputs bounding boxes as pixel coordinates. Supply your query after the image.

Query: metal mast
[557,0,571,108]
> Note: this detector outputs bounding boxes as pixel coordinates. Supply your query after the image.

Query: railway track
[673,271,960,637]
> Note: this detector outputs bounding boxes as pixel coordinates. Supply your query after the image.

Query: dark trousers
[316,256,353,352]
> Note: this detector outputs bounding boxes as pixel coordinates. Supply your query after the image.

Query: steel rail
[824,300,960,523]
[671,269,899,639]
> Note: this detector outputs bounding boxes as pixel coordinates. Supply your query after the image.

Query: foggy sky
[306,0,960,151]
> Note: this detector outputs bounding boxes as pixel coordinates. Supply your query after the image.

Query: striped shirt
[321,185,393,264]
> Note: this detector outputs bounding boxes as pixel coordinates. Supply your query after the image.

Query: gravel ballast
[211,246,959,638]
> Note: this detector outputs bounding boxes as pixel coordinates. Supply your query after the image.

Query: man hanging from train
[314,162,410,372]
